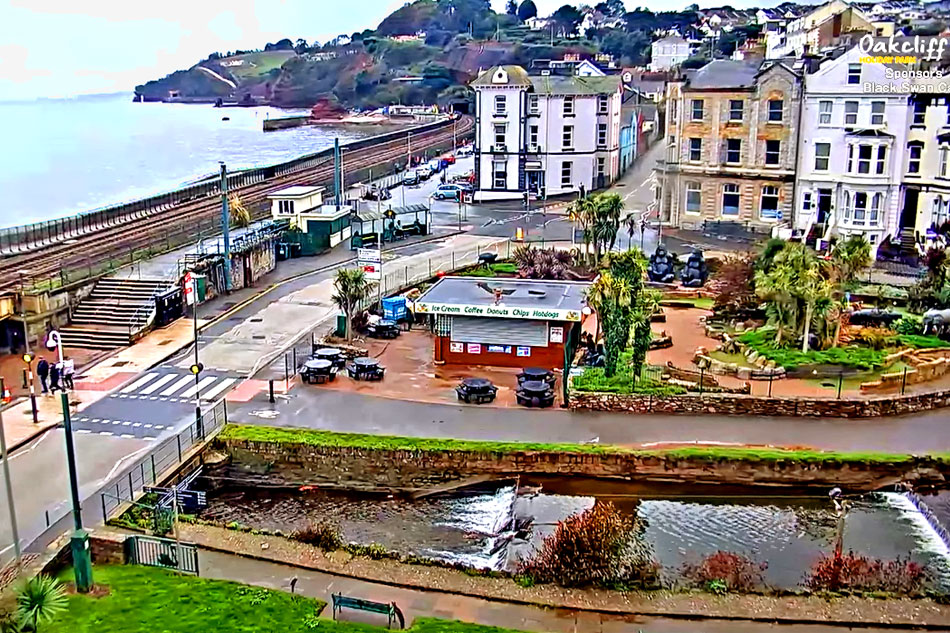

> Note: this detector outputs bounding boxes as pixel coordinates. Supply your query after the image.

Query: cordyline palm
[586,272,633,377]
[229,194,252,229]
[595,193,624,253]
[17,575,67,632]
[570,195,598,265]
[331,268,375,340]
[754,263,798,345]
[831,235,871,288]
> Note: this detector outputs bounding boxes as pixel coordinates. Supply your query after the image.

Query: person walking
[36,357,50,395]
[49,361,61,394]
[63,356,75,391]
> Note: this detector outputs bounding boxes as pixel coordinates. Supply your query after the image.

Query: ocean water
[0,93,369,228]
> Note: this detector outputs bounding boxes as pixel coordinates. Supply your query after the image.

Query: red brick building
[415,277,590,370]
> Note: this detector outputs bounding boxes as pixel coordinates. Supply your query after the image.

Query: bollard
[699,366,705,396]
[837,372,844,399]
[768,371,774,397]
[284,353,290,391]
[902,367,908,395]
[269,380,275,404]
[21,370,27,389]
[292,348,297,372]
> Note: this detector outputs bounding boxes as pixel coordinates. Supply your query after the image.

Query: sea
[0,92,369,229]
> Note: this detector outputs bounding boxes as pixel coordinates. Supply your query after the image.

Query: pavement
[197,547,917,633]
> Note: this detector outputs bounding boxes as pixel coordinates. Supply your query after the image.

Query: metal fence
[127,535,199,575]
[97,398,228,524]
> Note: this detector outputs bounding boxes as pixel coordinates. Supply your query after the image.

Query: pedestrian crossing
[69,415,174,441]
[109,371,237,404]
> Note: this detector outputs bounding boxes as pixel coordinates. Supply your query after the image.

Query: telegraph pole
[61,391,92,592]
[219,162,232,292]
[0,379,20,564]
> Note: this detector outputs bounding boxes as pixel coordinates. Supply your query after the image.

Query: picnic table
[367,319,400,339]
[518,367,555,388]
[456,377,497,404]
[314,347,346,369]
[516,379,555,408]
[301,358,336,384]
[347,357,385,381]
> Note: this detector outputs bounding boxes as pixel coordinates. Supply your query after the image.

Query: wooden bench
[332,593,404,629]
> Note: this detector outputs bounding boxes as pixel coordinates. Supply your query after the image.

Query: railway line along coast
[0,115,472,297]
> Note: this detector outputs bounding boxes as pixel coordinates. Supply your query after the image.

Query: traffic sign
[357,248,381,263]
[357,248,382,281]
[184,271,195,306]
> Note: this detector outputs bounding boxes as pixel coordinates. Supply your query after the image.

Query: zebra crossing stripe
[140,374,177,395]
[201,378,236,401]
[121,373,159,394]
[160,375,194,397]
[180,376,217,399]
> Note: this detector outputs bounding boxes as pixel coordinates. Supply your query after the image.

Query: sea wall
[568,388,950,418]
[215,437,950,491]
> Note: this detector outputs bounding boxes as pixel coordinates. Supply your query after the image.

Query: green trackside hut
[269,186,352,254]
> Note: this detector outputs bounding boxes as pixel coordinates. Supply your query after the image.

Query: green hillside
[134,0,716,109]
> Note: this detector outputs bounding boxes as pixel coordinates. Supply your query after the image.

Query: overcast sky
[0,0,793,101]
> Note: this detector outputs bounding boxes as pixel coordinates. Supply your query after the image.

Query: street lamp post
[0,378,21,564]
[190,276,204,439]
[60,391,92,592]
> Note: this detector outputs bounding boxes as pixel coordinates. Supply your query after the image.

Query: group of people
[34,356,75,394]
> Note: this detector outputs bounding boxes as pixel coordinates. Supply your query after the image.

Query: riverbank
[216,424,950,491]
[166,523,950,629]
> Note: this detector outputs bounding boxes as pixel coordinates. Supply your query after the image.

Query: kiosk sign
[415,302,581,322]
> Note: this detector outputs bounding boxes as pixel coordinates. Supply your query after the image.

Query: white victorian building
[795,47,910,253]
[470,65,623,201]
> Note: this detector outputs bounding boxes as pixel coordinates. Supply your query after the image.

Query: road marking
[144,424,153,429]
[120,434,134,439]
[201,378,236,401]
[161,375,194,397]
[180,376,218,399]
[121,373,159,394]
[77,429,91,434]
[140,373,177,395]
[122,421,131,426]
[132,423,142,428]
[111,420,121,425]
[99,431,113,437]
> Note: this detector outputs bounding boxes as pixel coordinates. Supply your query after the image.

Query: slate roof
[470,65,532,87]
[687,60,762,89]
[529,74,621,95]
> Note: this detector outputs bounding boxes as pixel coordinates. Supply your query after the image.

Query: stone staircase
[60,278,174,350]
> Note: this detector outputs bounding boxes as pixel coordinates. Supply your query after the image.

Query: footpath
[0,228,502,454]
[189,537,941,632]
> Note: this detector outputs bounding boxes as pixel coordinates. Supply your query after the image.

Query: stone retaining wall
[568,388,950,418]
[217,438,950,491]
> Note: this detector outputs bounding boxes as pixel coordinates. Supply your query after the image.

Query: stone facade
[656,60,802,230]
[568,388,950,418]
[218,438,950,491]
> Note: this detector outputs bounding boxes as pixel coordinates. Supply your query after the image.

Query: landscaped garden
[2,565,533,633]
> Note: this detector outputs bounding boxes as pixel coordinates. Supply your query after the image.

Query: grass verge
[47,565,528,633]
[220,424,931,464]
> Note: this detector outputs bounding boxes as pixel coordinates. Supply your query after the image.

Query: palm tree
[17,575,67,632]
[798,265,834,353]
[594,193,624,253]
[230,194,252,229]
[831,235,871,287]
[569,195,598,265]
[586,272,634,377]
[331,268,375,340]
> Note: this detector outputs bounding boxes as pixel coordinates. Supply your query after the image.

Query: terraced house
[655,59,803,230]
[470,65,623,201]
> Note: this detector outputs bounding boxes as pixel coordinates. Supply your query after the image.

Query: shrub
[804,552,928,595]
[293,520,344,550]
[16,575,67,632]
[680,551,768,593]
[737,328,886,370]
[851,327,894,351]
[518,502,657,588]
[893,315,922,336]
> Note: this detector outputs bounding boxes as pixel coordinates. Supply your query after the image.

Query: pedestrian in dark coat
[49,362,61,394]
[36,358,49,394]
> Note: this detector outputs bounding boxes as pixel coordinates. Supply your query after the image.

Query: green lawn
[456,262,519,277]
[660,297,715,310]
[48,566,529,633]
[220,424,933,464]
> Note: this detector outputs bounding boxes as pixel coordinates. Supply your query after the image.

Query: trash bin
[335,314,347,338]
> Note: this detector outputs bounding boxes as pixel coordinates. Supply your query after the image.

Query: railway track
[0,116,473,293]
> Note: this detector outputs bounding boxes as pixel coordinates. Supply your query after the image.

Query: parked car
[432,184,467,200]
[444,154,457,165]
[451,170,475,185]
[456,145,473,157]
[402,171,421,186]
[426,159,443,174]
